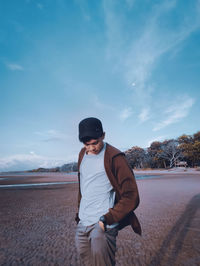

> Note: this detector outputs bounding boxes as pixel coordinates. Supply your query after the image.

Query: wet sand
[0,172,200,265]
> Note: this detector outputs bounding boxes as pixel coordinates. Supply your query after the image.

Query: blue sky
[0,0,200,171]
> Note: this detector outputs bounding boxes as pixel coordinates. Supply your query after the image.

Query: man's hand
[98,221,105,231]
[99,215,107,231]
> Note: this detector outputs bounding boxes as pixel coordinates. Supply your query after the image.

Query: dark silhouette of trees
[125,146,147,168]
[147,141,165,168]
[194,131,200,142]
[178,134,194,166]
[125,131,200,169]
[158,140,183,168]
[178,132,200,167]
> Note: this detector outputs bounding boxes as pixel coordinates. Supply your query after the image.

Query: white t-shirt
[79,142,117,227]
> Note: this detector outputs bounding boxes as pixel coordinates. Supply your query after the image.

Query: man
[75,117,141,266]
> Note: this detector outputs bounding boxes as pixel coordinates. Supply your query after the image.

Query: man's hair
[80,134,103,144]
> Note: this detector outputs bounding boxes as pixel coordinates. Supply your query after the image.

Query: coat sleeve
[75,171,81,224]
[104,154,140,225]
[75,148,85,224]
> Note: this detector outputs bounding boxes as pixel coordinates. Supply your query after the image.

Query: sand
[0,171,200,265]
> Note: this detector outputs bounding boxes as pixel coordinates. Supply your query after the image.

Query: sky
[0,0,200,172]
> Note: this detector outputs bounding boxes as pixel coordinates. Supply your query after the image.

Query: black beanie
[79,117,103,141]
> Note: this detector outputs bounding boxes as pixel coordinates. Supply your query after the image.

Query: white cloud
[138,108,150,122]
[34,129,68,142]
[73,0,91,21]
[119,107,133,121]
[37,3,43,9]
[147,135,167,147]
[103,0,200,107]
[103,0,124,60]
[0,152,76,172]
[6,63,24,71]
[91,95,115,111]
[153,97,195,131]
[125,0,135,9]
[125,13,200,103]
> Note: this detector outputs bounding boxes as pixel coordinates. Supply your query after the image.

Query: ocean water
[136,175,161,180]
[0,181,77,188]
[0,172,161,188]
[0,172,77,176]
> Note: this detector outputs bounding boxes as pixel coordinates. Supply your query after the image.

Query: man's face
[84,134,105,155]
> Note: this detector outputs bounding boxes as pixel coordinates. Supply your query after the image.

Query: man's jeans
[75,222,118,266]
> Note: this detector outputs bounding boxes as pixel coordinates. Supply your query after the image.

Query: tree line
[125,131,200,169]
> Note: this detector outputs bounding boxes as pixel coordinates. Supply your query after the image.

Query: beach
[0,170,200,265]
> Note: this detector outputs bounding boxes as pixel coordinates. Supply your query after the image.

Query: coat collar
[78,142,123,171]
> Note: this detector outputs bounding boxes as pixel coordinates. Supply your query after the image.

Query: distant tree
[191,132,200,166]
[147,141,166,168]
[178,134,193,144]
[179,142,194,167]
[193,131,200,142]
[125,146,147,168]
[125,130,200,169]
[158,139,183,168]
[178,132,200,167]
[193,141,200,166]
[178,134,193,166]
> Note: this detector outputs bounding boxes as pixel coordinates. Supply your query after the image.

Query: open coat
[75,143,142,235]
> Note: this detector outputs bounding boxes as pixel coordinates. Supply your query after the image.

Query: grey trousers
[75,222,118,266]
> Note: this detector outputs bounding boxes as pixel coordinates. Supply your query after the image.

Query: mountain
[29,162,78,173]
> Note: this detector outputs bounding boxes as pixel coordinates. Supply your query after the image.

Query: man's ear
[102,132,105,140]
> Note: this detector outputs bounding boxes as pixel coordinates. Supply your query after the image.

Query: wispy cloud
[125,1,200,103]
[73,0,91,21]
[91,95,116,111]
[6,63,24,71]
[0,152,75,172]
[103,0,124,61]
[147,135,167,147]
[34,129,68,142]
[153,97,195,131]
[125,0,135,9]
[103,0,200,107]
[119,107,133,121]
[138,108,150,122]
[37,3,43,9]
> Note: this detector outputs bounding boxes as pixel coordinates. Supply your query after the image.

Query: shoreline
[1,167,199,176]
[134,167,200,175]
[0,168,199,188]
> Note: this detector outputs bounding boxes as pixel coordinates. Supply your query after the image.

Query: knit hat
[79,117,103,141]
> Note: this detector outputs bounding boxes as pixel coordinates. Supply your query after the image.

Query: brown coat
[76,143,142,235]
